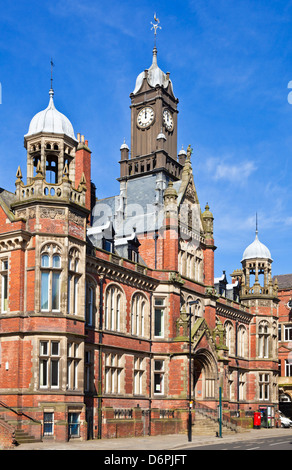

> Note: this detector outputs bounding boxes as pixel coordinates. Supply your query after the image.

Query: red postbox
[253,412,261,428]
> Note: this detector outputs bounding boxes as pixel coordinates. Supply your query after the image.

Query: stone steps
[14,429,41,444]
[192,411,236,436]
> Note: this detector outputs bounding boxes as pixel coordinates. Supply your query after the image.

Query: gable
[177,177,204,244]
[0,189,16,222]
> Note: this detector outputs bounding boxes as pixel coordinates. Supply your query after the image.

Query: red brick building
[0,45,282,445]
[273,274,292,416]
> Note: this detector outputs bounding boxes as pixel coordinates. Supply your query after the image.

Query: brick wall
[0,419,15,449]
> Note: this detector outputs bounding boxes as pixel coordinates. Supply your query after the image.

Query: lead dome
[241,230,272,262]
[25,89,76,141]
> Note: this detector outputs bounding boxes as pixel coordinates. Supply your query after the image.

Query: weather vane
[151,13,161,47]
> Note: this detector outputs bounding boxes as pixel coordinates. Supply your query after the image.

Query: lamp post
[188,299,199,442]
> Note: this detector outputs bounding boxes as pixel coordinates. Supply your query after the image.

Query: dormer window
[102,238,114,253]
[127,231,140,263]
[128,247,139,263]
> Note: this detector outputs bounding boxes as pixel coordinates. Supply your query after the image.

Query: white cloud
[205,157,256,183]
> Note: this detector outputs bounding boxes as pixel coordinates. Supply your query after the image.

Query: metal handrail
[0,400,41,424]
[194,401,238,432]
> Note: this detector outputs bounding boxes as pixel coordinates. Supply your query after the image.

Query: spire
[48,59,55,107]
[182,145,193,181]
[50,58,54,93]
[152,46,158,66]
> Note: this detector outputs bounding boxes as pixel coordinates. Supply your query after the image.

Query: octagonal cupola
[240,229,276,298]
[23,87,78,187]
[15,86,88,210]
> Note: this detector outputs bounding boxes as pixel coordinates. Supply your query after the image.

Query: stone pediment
[279,344,292,353]
[192,318,216,353]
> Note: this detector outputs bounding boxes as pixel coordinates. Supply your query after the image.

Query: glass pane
[68,413,80,437]
[41,255,49,267]
[52,272,60,310]
[74,259,79,272]
[43,412,54,436]
[51,341,59,356]
[41,272,49,310]
[2,273,8,312]
[51,360,59,387]
[154,360,163,371]
[40,359,48,386]
[74,277,78,314]
[154,309,163,336]
[52,255,61,268]
[68,274,72,313]
[154,373,162,393]
[40,341,48,355]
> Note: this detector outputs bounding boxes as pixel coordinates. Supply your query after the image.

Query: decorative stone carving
[69,211,84,226]
[40,207,65,219]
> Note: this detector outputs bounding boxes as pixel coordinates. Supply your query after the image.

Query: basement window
[43,412,54,436]
[153,359,165,394]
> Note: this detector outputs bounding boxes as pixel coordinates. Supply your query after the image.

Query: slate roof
[273,274,292,290]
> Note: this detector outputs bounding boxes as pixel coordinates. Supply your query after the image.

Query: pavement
[11,426,292,451]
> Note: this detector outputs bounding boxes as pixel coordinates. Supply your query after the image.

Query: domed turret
[240,227,275,298]
[25,89,76,141]
[23,87,79,187]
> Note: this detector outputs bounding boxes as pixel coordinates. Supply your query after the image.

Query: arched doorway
[193,348,218,401]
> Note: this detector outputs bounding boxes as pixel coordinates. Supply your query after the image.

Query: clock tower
[118,46,182,182]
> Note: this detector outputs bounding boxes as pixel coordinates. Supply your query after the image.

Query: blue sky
[0,0,292,280]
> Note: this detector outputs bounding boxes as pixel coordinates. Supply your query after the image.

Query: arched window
[178,240,204,283]
[68,248,81,315]
[40,244,62,311]
[131,293,147,337]
[105,285,123,331]
[46,155,58,184]
[238,325,247,358]
[194,249,203,283]
[272,321,277,358]
[85,279,97,326]
[225,321,234,356]
[186,295,202,323]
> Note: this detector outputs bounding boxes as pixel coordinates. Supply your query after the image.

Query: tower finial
[50,58,54,91]
[150,13,162,48]
[255,212,259,239]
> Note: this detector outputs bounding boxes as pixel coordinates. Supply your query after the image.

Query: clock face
[137,107,155,128]
[163,109,173,131]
